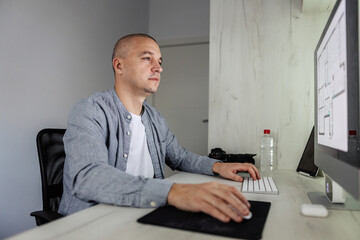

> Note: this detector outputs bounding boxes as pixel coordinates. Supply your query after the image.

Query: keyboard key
[258,179,266,192]
[254,179,260,192]
[242,177,248,191]
[268,177,279,193]
[263,177,272,192]
[248,178,254,192]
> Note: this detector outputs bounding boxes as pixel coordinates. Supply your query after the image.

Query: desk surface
[7,170,360,240]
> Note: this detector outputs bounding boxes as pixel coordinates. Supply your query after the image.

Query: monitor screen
[314,0,360,200]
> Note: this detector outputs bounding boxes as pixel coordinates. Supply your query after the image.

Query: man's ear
[112,58,123,74]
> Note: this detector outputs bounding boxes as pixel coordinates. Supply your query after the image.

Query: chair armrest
[30,210,64,226]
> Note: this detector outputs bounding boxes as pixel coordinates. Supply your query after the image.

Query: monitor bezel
[314,0,360,200]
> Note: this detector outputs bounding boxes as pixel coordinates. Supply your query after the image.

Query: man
[59,33,260,223]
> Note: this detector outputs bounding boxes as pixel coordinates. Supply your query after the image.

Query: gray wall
[149,0,209,42]
[148,0,210,178]
[0,0,148,238]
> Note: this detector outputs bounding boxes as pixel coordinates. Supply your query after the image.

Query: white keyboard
[241,176,279,195]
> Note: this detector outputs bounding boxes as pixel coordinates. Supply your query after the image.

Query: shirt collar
[110,88,131,119]
[110,88,149,122]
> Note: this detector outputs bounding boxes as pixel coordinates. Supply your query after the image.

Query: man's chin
[144,87,158,94]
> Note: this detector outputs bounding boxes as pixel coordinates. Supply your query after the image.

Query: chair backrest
[36,128,66,212]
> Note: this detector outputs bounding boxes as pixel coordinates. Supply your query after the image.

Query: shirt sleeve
[63,100,173,209]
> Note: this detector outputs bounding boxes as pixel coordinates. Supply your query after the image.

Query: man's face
[118,37,163,96]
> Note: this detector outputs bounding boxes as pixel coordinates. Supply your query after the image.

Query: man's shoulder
[70,89,117,118]
[85,89,113,104]
[75,89,113,108]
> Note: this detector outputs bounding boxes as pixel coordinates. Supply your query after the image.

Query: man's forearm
[72,163,173,208]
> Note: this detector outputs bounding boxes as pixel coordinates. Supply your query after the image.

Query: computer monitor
[314,0,360,201]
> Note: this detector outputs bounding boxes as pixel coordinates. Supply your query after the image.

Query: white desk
[6,170,360,240]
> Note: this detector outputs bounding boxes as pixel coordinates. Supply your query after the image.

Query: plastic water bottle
[348,130,359,160]
[260,129,275,171]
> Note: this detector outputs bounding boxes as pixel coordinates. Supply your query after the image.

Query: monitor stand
[308,192,360,211]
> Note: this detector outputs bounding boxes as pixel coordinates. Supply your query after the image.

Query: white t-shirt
[125,113,154,178]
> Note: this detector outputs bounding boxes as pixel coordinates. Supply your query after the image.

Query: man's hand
[212,162,260,182]
[167,182,250,223]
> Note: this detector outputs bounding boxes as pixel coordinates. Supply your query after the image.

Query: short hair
[112,33,158,61]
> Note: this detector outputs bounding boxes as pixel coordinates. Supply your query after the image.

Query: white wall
[209,0,331,169]
[0,0,148,238]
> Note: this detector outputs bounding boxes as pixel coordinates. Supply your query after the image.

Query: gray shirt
[58,88,219,215]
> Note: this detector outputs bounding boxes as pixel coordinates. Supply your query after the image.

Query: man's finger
[200,202,231,222]
[209,184,250,216]
[247,164,261,179]
[203,191,244,222]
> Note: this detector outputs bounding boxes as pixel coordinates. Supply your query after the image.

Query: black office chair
[30,128,66,226]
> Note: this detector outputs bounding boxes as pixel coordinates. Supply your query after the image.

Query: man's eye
[143,57,151,61]
[159,61,162,66]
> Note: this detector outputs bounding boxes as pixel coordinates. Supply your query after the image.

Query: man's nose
[152,62,163,73]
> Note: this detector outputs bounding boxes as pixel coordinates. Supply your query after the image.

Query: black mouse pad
[137,200,271,240]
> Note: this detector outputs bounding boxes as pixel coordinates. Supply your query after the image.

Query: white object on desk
[301,204,328,218]
[228,205,253,220]
[242,211,253,220]
[241,176,279,194]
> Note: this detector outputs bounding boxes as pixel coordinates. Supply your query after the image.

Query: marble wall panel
[209,0,330,169]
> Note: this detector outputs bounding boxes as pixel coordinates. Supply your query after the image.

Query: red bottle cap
[264,129,270,134]
[349,130,357,136]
